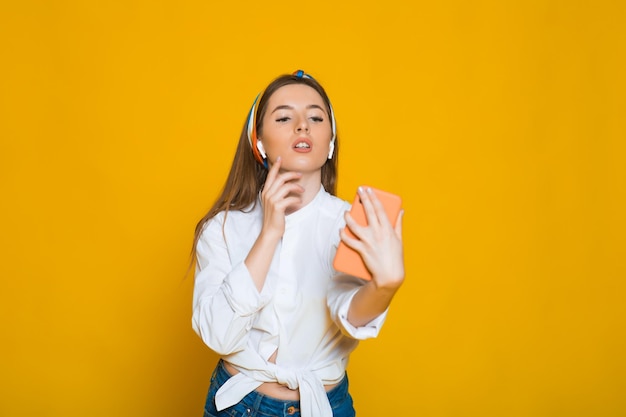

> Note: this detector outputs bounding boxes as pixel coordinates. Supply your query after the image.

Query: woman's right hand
[245,157,302,290]
[259,157,304,239]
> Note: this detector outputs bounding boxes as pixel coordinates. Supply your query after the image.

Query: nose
[295,117,309,133]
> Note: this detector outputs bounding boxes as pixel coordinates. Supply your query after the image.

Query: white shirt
[192,185,388,417]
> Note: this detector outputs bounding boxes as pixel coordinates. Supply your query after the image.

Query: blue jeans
[203,360,356,417]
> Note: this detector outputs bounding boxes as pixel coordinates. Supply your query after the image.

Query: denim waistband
[215,359,349,411]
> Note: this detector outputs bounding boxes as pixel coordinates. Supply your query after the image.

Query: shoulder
[314,190,351,235]
[198,202,261,241]
[318,190,351,218]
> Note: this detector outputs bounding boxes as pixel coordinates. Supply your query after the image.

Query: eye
[310,116,324,123]
[275,117,291,123]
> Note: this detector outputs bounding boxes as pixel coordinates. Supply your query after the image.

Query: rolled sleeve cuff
[336,290,388,339]
[222,262,272,316]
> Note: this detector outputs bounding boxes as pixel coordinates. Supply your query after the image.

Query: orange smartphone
[333,186,403,281]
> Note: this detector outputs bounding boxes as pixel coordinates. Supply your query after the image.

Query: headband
[246,70,337,167]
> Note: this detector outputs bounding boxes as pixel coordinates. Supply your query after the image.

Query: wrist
[370,275,404,293]
[258,228,282,245]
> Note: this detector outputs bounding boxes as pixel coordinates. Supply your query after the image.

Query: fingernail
[276,156,281,161]
[358,186,364,194]
[366,187,373,194]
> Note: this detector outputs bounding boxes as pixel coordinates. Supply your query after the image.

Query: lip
[292,138,312,153]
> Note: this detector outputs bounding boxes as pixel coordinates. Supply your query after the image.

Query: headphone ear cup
[256,141,267,159]
[328,140,335,159]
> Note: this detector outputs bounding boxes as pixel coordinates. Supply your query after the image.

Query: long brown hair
[189,72,340,267]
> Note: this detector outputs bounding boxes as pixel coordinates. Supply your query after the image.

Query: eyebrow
[270,104,326,114]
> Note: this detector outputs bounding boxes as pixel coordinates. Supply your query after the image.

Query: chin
[294,158,327,172]
[278,155,325,171]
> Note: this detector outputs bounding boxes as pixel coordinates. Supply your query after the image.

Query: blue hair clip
[294,70,305,78]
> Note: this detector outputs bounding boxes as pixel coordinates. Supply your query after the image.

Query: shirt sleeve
[327,273,388,339]
[192,214,270,355]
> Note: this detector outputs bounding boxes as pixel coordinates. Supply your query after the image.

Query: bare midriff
[223,361,340,401]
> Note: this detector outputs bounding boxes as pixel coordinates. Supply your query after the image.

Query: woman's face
[258,84,333,173]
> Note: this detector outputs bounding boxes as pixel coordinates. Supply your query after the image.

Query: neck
[284,172,322,215]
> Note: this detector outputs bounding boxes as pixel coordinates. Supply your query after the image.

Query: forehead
[266,84,325,107]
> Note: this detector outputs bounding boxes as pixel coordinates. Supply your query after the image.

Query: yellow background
[1,1,624,416]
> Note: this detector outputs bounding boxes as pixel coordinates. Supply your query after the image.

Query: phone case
[332,186,403,281]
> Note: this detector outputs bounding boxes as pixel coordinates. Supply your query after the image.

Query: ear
[256,140,267,159]
[327,140,335,159]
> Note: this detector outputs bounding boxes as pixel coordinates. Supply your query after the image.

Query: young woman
[192,70,405,417]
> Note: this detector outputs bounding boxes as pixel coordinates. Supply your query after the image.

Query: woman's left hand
[340,186,405,290]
